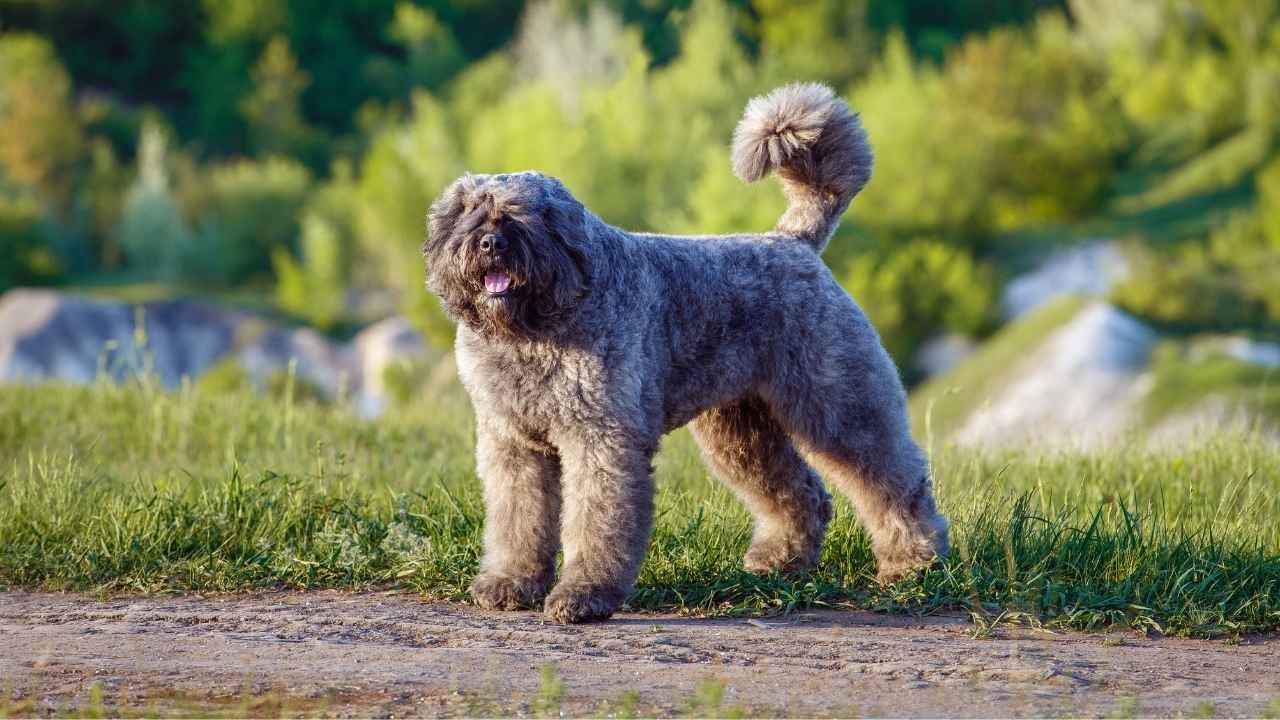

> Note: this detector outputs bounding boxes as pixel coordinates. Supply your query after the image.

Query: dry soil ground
[1,591,1277,718]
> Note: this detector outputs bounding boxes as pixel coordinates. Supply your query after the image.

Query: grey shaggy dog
[423,82,948,624]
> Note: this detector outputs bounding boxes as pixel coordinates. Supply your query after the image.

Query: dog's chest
[457,336,608,431]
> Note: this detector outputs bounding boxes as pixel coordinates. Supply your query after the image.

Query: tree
[387,2,465,92]
[0,34,84,210]
[752,0,875,87]
[241,36,322,162]
[844,240,996,372]
[116,123,193,279]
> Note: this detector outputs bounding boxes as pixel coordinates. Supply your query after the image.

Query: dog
[423,82,948,623]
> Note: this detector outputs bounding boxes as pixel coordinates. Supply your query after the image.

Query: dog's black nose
[479,234,507,254]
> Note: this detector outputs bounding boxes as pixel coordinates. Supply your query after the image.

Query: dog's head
[424,172,592,339]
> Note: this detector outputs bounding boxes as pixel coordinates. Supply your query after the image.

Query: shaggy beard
[426,227,588,340]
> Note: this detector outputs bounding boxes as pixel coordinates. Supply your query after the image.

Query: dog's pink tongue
[485,271,511,294]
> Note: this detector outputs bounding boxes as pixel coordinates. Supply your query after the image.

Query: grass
[1141,341,1280,430]
[1,377,1278,637]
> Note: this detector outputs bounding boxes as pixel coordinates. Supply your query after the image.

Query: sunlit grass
[1,380,1277,636]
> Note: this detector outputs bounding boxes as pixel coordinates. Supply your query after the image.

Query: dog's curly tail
[731,82,873,253]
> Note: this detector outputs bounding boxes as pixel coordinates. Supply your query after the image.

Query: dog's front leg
[469,419,562,610]
[544,433,655,623]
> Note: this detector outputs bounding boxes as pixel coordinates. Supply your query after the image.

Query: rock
[237,322,358,400]
[1002,242,1129,319]
[0,288,239,387]
[351,316,431,418]
[0,288,432,416]
[954,302,1157,449]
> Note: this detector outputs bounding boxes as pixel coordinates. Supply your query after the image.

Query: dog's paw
[543,583,623,624]
[874,517,948,585]
[743,537,820,575]
[469,572,548,610]
[874,553,943,586]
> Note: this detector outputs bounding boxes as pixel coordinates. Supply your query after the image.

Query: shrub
[0,34,83,208]
[1112,242,1267,334]
[79,138,128,271]
[194,357,330,406]
[273,162,360,329]
[852,18,1122,244]
[843,240,998,376]
[240,36,326,165]
[387,2,465,92]
[192,157,312,283]
[115,123,194,280]
[1115,155,1280,334]
[354,92,463,346]
[1113,212,1279,334]
[0,193,61,289]
[273,214,346,330]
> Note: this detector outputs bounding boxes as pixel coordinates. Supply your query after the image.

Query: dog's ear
[524,176,592,317]
[424,175,475,257]
[540,176,588,253]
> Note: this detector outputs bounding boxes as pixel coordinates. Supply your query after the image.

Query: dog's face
[424,172,591,339]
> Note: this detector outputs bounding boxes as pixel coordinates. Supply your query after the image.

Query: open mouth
[484,270,512,295]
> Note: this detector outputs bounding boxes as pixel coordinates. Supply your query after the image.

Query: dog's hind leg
[469,418,562,610]
[800,436,947,585]
[691,397,832,574]
[764,338,948,585]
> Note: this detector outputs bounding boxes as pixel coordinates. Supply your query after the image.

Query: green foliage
[241,36,325,165]
[751,0,875,87]
[853,16,1122,243]
[80,138,129,271]
[1123,128,1274,212]
[1101,0,1280,210]
[685,678,743,719]
[532,664,564,718]
[203,0,286,43]
[844,240,997,371]
[1114,156,1280,334]
[0,0,1064,166]
[1113,228,1273,334]
[273,162,359,329]
[192,157,313,283]
[115,124,195,280]
[353,92,461,344]
[380,358,440,413]
[1141,341,1280,429]
[2,0,1279,369]
[193,357,331,406]
[272,218,346,330]
[0,193,61,289]
[0,33,83,209]
[387,3,465,92]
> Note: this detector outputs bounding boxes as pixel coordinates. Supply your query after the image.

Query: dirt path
[1,591,1276,718]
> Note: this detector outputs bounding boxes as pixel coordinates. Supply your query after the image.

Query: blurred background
[0,0,1277,446]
